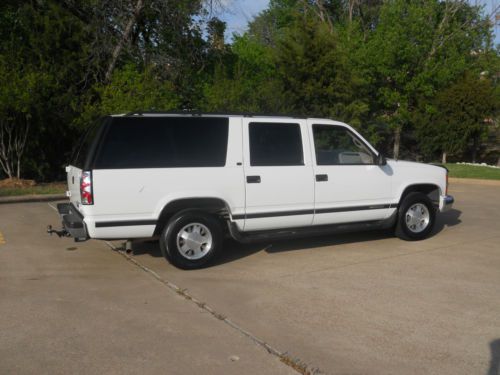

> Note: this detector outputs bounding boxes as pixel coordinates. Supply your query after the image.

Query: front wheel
[395,192,436,241]
[160,211,223,269]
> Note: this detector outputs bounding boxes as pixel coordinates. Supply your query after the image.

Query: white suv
[50,113,454,269]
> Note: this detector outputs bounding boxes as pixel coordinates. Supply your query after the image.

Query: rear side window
[249,122,303,166]
[93,117,229,169]
[72,118,105,169]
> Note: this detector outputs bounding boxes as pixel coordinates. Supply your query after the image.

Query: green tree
[202,34,287,113]
[0,1,92,180]
[0,59,51,179]
[80,64,180,122]
[418,73,498,163]
[1,0,498,182]
[363,0,491,159]
[0,0,221,180]
[275,14,369,128]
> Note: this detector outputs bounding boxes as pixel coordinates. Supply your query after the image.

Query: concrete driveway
[0,181,499,374]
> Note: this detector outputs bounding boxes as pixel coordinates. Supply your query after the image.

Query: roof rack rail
[125,110,202,116]
[123,110,308,119]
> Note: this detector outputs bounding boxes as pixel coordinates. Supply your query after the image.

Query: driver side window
[313,125,374,165]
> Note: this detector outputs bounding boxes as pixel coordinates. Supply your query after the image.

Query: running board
[227,213,397,244]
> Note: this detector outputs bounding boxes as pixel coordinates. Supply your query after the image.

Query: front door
[309,122,394,226]
[242,119,315,231]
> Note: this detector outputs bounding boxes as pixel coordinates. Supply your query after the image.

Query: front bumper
[57,203,88,241]
[439,195,454,212]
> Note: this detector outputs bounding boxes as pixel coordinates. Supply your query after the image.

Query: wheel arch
[153,197,231,236]
[397,183,441,208]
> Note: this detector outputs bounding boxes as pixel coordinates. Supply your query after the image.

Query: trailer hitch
[47,225,69,238]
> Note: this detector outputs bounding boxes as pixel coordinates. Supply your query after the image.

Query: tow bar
[47,225,70,238]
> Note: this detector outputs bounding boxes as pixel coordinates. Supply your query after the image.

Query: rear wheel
[160,211,223,269]
[396,192,436,241]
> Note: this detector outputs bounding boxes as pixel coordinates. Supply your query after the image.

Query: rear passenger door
[242,119,315,231]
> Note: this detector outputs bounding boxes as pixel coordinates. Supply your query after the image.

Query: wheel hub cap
[176,223,213,260]
[405,203,430,233]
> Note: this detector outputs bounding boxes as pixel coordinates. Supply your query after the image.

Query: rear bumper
[58,203,88,241]
[439,195,454,213]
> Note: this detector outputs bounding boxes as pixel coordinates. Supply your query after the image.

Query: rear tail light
[80,171,93,205]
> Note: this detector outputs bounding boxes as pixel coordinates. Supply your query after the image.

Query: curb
[0,194,67,204]
[449,177,500,186]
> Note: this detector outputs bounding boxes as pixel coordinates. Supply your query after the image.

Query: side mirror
[377,153,387,166]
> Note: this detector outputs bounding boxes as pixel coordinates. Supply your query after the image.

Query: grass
[445,163,500,180]
[0,183,66,197]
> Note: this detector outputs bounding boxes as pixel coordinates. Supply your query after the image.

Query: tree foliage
[80,64,180,123]
[275,16,369,127]
[361,0,494,158]
[417,73,497,162]
[203,34,287,112]
[0,0,499,180]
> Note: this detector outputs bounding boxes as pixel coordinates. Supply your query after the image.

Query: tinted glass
[93,117,229,169]
[313,125,374,165]
[249,122,303,166]
[72,118,105,169]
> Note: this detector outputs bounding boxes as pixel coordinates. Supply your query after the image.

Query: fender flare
[153,197,232,236]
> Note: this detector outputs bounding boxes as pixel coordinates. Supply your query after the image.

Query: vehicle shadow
[431,208,462,236]
[214,230,390,265]
[127,240,163,257]
[488,339,500,375]
[215,208,463,265]
[126,208,462,266]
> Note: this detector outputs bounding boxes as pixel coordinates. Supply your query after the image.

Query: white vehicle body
[56,113,453,257]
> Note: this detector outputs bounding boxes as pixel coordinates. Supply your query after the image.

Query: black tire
[395,192,436,241]
[159,211,223,269]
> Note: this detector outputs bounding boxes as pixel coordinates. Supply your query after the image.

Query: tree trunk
[0,121,13,179]
[393,126,401,160]
[311,0,333,33]
[0,117,30,180]
[471,135,478,163]
[104,0,145,83]
[348,0,356,23]
[441,151,447,164]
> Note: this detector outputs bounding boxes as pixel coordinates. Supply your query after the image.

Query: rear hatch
[66,118,107,208]
[66,165,82,206]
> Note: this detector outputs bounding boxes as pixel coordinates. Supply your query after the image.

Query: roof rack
[124,110,308,119]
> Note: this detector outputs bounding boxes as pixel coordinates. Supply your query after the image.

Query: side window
[93,117,229,169]
[313,125,374,165]
[249,122,304,166]
[71,118,105,169]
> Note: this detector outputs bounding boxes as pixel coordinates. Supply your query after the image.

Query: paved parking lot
[1,182,499,374]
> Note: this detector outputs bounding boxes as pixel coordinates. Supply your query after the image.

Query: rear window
[93,117,229,169]
[71,118,106,169]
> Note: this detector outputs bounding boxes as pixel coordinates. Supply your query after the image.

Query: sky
[218,0,270,40]
[219,0,499,45]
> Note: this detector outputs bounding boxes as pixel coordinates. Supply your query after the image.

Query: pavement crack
[103,240,324,375]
